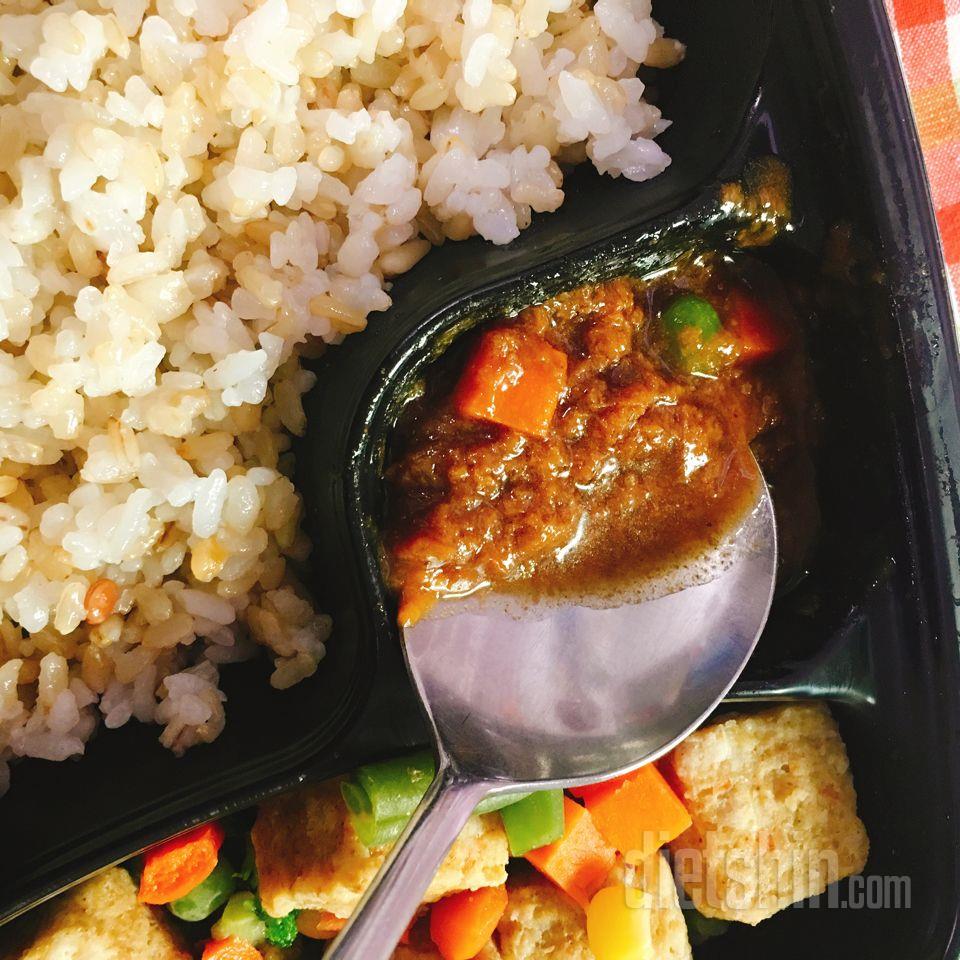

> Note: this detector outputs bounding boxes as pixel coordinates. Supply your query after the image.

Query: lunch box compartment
[4,3,960,959]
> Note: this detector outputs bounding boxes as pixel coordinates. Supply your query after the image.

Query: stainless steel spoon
[327,461,776,959]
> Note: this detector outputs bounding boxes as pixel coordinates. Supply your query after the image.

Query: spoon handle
[325,764,492,960]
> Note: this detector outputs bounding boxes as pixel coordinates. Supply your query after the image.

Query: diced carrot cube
[138,822,225,905]
[525,797,617,907]
[201,937,262,960]
[725,289,789,363]
[453,328,567,438]
[578,764,691,860]
[429,886,508,960]
[568,776,628,806]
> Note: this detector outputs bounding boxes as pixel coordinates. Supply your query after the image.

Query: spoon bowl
[327,460,777,959]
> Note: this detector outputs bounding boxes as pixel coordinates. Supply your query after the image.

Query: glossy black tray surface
[3,3,959,958]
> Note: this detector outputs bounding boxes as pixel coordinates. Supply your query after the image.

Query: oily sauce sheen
[384,255,807,624]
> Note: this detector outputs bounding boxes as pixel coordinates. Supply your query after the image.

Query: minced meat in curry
[384,254,805,626]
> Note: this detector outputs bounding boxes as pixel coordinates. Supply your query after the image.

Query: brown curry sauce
[383,253,811,626]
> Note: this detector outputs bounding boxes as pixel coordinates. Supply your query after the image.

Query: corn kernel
[586,885,652,960]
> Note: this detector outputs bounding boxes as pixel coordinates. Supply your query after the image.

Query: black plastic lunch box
[4,1,960,956]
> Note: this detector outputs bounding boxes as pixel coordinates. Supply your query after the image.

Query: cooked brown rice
[0,0,680,792]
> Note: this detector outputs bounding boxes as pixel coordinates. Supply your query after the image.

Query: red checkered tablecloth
[886,0,960,315]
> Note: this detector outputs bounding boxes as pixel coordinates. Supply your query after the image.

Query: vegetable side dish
[384,255,807,625]
[6,704,869,960]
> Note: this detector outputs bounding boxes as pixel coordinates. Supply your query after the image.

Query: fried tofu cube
[497,853,691,960]
[667,703,870,924]
[5,867,186,960]
[253,779,509,918]
[497,874,592,960]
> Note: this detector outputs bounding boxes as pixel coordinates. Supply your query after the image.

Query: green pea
[659,295,723,375]
[169,860,236,922]
[211,892,266,945]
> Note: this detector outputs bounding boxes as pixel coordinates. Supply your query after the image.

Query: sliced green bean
[475,791,532,815]
[350,812,408,849]
[500,789,565,856]
[342,750,535,849]
[354,749,436,822]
